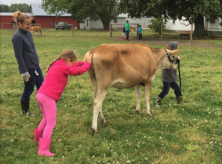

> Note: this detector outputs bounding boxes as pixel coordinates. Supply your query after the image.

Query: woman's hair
[46,49,77,72]
[13,11,30,25]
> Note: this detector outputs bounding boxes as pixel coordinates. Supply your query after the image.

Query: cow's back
[90,44,157,89]
[30,26,41,32]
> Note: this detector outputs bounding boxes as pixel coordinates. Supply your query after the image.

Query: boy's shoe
[176,95,183,103]
[155,96,162,107]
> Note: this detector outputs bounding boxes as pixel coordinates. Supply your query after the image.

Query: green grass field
[1,29,222,164]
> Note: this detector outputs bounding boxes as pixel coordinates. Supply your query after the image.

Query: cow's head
[160,47,179,70]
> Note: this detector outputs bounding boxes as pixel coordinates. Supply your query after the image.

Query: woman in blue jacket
[12,11,44,116]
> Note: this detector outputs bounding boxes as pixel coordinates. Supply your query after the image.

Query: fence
[1,23,75,37]
[110,23,139,38]
[1,23,18,31]
[1,24,221,40]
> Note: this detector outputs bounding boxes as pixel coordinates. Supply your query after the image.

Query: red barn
[0,3,77,29]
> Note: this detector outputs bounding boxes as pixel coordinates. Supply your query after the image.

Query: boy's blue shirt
[138,27,142,34]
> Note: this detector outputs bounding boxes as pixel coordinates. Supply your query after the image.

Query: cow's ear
[164,46,171,50]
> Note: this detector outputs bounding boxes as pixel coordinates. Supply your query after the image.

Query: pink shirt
[38,59,91,101]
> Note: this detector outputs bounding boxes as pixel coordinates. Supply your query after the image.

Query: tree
[0,4,9,12]
[119,0,222,35]
[41,0,119,30]
[148,18,168,35]
[8,3,30,12]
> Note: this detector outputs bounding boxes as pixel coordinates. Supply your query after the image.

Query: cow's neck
[153,49,167,70]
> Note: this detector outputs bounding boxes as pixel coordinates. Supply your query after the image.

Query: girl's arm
[74,61,84,67]
[63,62,91,75]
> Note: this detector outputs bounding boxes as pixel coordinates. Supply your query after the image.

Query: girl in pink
[35,49,91,157]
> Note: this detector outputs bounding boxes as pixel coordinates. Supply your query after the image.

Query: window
[210,19,215,24]
[173,19,176,24]
[114,19,117,23]
[51,21,56,26]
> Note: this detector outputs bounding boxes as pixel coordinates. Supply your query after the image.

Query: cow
[129,26,137,39]
[30,26,41,35]
[88,44,179,135]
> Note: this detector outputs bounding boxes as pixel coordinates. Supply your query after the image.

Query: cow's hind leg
[91,89,108,136]
[135,85,142,114]
[99,110,106,126]
[145,79,153,117]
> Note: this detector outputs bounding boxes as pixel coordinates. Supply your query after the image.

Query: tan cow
[30,26,41,35]
[130,26,137,39]
[88,44,179,135]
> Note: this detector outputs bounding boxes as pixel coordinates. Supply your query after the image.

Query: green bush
[148,18,168,34]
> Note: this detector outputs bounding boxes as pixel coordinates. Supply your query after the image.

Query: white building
[79,14,152,30]
[166,17,222,32]
[80,14,222,32]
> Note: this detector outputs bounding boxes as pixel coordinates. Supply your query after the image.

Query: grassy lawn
[1,29,222,164]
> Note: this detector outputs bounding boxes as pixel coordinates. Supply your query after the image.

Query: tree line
[1,0,222,33]
[0,4,30,13]
[41,0,222,33]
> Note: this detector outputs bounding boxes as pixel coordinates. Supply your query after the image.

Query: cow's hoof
[101,120,107,127]
[100,118,106,125]
[136,110,140,114]
[91,128,99,136]
[148,113,153,117]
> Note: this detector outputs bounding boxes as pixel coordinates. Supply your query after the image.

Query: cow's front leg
[91,90,108,136]
[145,81,153,117]
[135,85,142,114]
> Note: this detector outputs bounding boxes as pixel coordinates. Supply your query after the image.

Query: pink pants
[36,93,56,139]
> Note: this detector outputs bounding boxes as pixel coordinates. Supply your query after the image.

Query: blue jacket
[138,27,142,34]
[12,28,40,73]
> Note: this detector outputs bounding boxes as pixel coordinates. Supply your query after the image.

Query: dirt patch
[111,37,222,48]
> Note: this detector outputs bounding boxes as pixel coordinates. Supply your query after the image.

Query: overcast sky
[1,0,42,6]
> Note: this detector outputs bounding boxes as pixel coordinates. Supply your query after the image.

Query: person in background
[12,11,44,116]
[125,20,130,41]
[138,25,142,40]
[122,25,126,39]
[155,41,182,107]
[35,50,91,157]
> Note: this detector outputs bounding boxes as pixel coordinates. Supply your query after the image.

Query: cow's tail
[88,51,98,98]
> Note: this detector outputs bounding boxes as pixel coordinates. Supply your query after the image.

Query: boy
[155,41,182,107]
[125,20,130,41]
[138,25,142,40]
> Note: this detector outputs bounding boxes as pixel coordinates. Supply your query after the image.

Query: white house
[79,14,152,29]
[166,16,222,32]
[79,13,222,32]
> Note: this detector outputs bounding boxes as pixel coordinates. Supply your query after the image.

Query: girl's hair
[13,11,30,25]
[46,49,77,72]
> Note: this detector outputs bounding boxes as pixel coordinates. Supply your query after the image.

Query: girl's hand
[177,56,180,60]
[84,51,91,63]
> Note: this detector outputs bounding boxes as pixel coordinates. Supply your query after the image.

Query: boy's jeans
[126,31,129,40]
[158,82,182,98]
[139,33,142,40]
